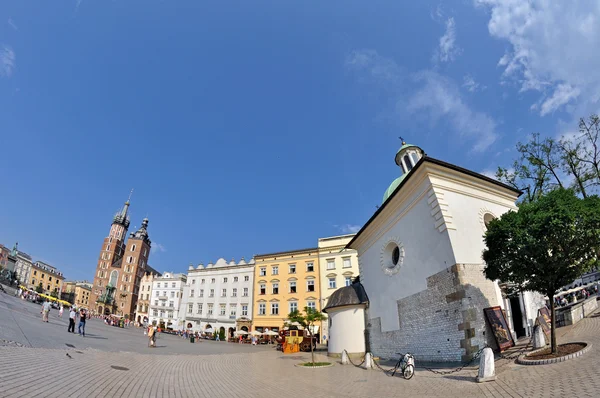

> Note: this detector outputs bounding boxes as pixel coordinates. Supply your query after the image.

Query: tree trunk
[550,294,557,354]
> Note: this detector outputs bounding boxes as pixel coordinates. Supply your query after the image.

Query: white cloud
[407,71,498,152]
[336,224,361,234]
[346,49,402,85]
[438,17,461,62]
[476,0,600,116]
[463,74,486,92]
[151,243,166,254]
[1,45,15,77]
[8,18,18,31]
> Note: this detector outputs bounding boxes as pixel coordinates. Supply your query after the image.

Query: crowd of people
[553,283,599,307]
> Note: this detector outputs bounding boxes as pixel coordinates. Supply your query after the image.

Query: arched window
[403,155,413,171]
[483,213,496,229]
[131,244,137,252]
[109,270,118,287]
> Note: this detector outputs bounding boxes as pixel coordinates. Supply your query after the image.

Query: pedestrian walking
[148,326,156,347]
[78,309,87,336]
[41,299,51,322]
[68,307,76,333]
[59,305,64,318]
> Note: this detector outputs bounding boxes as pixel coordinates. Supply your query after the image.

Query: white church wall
[327,306,366,356]
[357,177,456,333]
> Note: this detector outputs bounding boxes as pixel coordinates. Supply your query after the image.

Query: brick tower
[90,195,152,319]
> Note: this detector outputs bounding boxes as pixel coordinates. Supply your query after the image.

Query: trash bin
[190,336,195,343]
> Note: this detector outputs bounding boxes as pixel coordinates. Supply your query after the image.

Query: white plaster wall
[327,306,366,355]
[358,179,456,332]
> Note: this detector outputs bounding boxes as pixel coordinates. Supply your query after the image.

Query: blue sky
[1,1,599,280]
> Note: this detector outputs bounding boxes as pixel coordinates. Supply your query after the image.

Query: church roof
[382,174,407,204]
[322,281,369,313]
[347,156,522,250]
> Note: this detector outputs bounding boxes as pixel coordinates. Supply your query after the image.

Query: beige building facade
[318,234,359,341]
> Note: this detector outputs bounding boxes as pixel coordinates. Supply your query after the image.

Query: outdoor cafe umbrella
[205,328,214,334]
[249,330,262,336]
[234,330,248,336]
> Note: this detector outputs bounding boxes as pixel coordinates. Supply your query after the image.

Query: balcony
[158,296,168,301]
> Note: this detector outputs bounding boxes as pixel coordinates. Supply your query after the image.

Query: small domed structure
[323,279,369,358]
[382,140,424,203]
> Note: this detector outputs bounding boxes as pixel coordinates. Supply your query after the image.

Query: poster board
[535,307,551,342]
[484,306,515,352]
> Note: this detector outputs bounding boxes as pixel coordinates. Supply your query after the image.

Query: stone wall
[367,263,501,362]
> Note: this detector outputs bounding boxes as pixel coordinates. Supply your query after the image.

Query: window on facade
[306,262,314,272]
[242,305,248,316]
[244,276,249,282]
[191,279,195,285]
[289,264,296,274]
[243,287,248,297]
[328,278,336,289]
[404,154,413,171]
[223,277,228,283]
[234,276,238,282]
[327,259,335,270]
[307,301,316,310]
[258,303,266,315]
[260,284,266,295]
[220,304,226,316]
[199,289,204,297]
[272,283,279,294]
[271,303,279,315]
[289,302,298,313]
[157,283,161,288]
[154,300,158,306]
[201,279,205,284]
[259,267,266,276]
[230,307,236,316]
[127,256,133,264]
[345,276,352,287]
[209,289,214,297]
[49,276,52,282]
[168,311,173,319]
[307,280,315,292]
[343,258,351,268]
[207,304,213,315]
[155,291,159,297]
[211,278,215,283]
[289,281,297,293]
[272,266,278,275]
[131,244,136,252]
[197,304,203,314]
[162,291,167,297]
[188,304,193,313]
[221,289,227,297]
[172,282,176,288]
[190,290,194,297]
[232,288,237,297]
[169,301,174,308]
[153,309,158,317]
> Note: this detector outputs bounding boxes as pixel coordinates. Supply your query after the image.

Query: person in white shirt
[68,308,77,333]
[41,300,51,322]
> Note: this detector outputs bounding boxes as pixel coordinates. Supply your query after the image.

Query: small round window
[380,239,404,276]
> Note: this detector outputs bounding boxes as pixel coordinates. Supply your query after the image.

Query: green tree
[218,328,226,341]
[50,290,58,299]
[287,307,326,365]
[35,283,44,294]
[482,189,600,353]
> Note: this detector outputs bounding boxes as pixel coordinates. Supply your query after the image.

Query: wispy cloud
[151,243,166,254]
[8,18,18,31]
[437,17,461,63]
[463,75,486,93]
[406,71,498,152]
[476,0,600,116]
[1,45,15,77]
[335,224,361,234]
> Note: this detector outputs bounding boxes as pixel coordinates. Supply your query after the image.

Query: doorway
[510,296,526,338]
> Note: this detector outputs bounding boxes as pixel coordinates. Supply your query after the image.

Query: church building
[345,141,543,362]
[89,196,152,318]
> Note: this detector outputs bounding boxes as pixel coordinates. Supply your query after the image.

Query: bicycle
[391,352,415,379]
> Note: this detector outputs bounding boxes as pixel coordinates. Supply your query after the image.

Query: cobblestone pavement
[1,293,599,397]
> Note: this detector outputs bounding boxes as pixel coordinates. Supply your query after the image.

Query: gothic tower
[89,195,152,318]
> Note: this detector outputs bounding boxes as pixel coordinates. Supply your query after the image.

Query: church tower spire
[382,138,425,204]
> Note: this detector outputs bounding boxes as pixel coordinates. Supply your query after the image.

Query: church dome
[382,174,407,204]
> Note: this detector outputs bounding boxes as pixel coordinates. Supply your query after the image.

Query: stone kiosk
[323,279,369,358]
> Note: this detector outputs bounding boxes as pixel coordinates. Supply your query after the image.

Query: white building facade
[148,272,186,330]
[347,141,543,362]
[181,258,255,338]
[14,251,33,286]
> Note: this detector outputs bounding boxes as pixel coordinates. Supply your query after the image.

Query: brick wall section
[367,263,501,362]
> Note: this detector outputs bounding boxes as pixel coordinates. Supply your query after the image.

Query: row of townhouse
[133,234,359,342]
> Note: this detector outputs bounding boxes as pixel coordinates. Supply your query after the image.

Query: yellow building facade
[28,261,64,295]
[317,234,359,342]
[253,247,321,335]
[63,282,92,308]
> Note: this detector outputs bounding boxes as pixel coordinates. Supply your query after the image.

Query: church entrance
[510,296,526,338]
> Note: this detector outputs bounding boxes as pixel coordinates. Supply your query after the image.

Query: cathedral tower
[89,194,152,318]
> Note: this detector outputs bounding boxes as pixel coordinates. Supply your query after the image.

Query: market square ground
[0,293,598,397]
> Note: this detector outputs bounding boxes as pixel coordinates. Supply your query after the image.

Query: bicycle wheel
[403,364,414,379]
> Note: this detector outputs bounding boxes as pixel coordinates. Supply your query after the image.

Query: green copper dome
[382,174,407,204]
